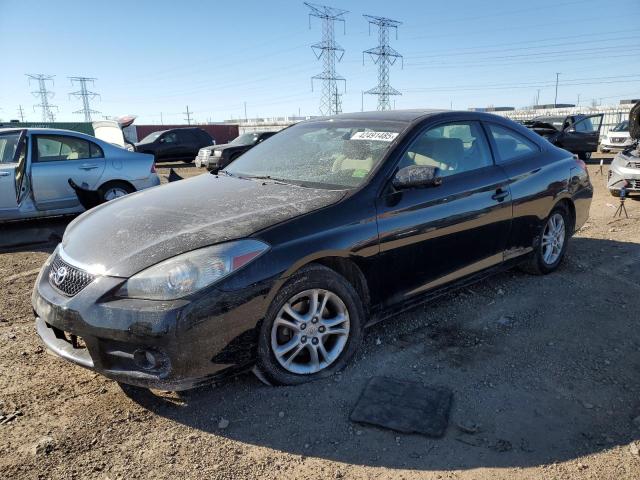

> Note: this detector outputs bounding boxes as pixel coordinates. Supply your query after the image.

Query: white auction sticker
[350,131,398,142]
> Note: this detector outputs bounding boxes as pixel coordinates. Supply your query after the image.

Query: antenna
[305,2,348,116]
[362,15,403,111]
[69,77,100,122]
[26,74,58,122]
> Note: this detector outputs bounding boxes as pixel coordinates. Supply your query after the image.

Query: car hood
[61,174,347,277]
[203,143,243,152]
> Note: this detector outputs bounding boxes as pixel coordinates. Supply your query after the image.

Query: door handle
[492,188,509,202]
[79,163,99,170]
[0,171,10,177]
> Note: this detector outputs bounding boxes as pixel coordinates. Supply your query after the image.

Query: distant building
[620,99,639,105]
[533,103,575,110]
[469,106,515,112]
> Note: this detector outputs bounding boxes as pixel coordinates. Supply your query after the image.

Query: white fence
[493,105,632,136]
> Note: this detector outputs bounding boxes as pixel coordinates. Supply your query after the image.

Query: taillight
[150,163,156,173]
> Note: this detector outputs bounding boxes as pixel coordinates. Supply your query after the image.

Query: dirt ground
[1,158,639,480]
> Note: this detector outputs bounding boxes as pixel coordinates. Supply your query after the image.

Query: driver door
[557,114,603,154]
[0,130,27,213]
[374,120,512,305]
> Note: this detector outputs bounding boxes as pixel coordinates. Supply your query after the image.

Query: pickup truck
[194,131,277,171]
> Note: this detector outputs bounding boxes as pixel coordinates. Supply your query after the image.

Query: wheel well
[98,179,136,194]
[554,198,576,234]
[313,257,371,313]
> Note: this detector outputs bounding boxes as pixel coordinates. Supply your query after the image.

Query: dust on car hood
[61,174,346,277]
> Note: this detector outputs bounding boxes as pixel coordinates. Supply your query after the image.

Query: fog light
[133,348,164,371]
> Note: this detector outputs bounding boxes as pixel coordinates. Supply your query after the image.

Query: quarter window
[89,142,104,158]
[399,121,493,176]
[35,135,93,161]
[487,124,538,163]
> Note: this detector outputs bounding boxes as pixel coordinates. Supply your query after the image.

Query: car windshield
[0,132,21,163]
[140,131,163,143]
[230,133,258,146]
[612,120,629,132]
[224,120,406,189]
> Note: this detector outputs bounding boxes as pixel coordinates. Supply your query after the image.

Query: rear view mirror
[392,165,442,190]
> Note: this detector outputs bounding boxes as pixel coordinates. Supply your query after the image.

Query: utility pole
[183,106,193,125]
[160,112,164,125]
[17,105,25,122]
[244,101,247,122]
[577,93,581,106]
[26,74,58,122]
[535,89,541,106]
[69,77,100,122]
[361,90,364,112]
[305,2,348,116]
[363,14,403,111]
[554,72,560,107]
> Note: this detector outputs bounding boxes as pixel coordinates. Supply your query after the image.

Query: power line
[305,2,348,116]
[26,74,58,122]
[69,76,100,122]
[363,14,403,111]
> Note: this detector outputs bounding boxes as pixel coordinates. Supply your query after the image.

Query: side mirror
[159,137,165,143]
[392,165,442,190]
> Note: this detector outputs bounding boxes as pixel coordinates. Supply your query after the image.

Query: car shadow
[0,217,72,253]
[122,236,640,471]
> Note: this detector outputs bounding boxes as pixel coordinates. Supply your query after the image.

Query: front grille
[48,254,95,297]
[629,179,640,190]
[628,162,640,169]
[611,137,625,144]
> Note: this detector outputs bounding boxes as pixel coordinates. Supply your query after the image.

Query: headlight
[126,144,135,152]
[116,239,269,300]
[214,150,222,157]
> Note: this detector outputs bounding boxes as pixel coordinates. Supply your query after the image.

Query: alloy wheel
[271,288,350,375]
[541,213,565,265]
[104,187,129,201]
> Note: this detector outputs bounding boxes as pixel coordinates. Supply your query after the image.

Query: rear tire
[98,181,135,202]
[257,264,364,386]
[520,204,570,275]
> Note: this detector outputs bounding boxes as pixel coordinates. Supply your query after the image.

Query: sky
[1,0,639,124]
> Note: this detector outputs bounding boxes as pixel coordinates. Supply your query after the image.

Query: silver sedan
[0,128,160,222]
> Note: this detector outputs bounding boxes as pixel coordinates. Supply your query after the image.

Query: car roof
[0,127,94,136]
[322,109,448,123]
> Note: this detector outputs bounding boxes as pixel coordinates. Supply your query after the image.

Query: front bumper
[607,156,640,192]
[32,252,272,390]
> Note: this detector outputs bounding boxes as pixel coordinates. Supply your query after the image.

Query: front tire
[257,264,364,386]
[520,205,570,275]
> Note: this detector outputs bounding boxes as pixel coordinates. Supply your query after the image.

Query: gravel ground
[1,159,639,480]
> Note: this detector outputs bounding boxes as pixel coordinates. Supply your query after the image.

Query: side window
[89,142,104,158]
[162,132,178,144]
[398,121,493,177]
[176,130,195,143]
[572,116,601,133]
[36,135,91,161]
[487,124,539,163]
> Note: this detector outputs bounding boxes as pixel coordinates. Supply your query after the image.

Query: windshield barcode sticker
[350,131,399,142]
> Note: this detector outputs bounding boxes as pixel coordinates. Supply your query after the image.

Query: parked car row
[521,114,603,160]
[31,109,593,390]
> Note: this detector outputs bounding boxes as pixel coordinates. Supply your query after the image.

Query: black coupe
[33,110,592,389]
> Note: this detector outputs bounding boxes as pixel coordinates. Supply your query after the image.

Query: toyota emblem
[50,266,68,286]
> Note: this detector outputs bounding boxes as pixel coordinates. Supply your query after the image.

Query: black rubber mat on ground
[350,376,452,437]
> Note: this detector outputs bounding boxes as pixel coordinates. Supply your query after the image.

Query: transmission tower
[26,74,58,122]
[183,106,193,125]
[69,77,100,122]
[363,15,403,111]
[304,2,348,116]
